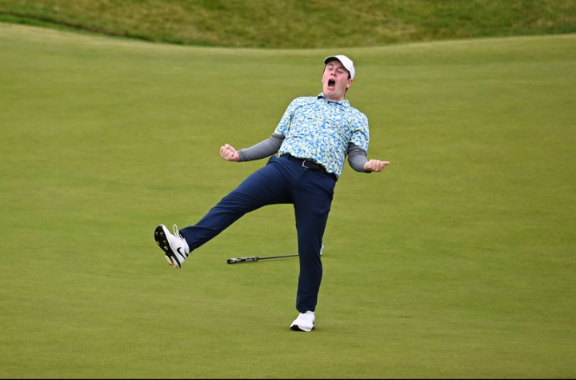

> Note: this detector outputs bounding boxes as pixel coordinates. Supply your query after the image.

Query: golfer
[154,55,390,332]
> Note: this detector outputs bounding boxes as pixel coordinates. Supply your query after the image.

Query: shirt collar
[318,93,350,107]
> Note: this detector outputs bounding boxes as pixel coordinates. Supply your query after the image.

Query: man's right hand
[220,144,240,162]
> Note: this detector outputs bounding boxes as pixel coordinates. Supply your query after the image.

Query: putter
[227,244,324,264]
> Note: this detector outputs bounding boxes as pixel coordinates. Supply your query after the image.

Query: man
[154,55,390,332]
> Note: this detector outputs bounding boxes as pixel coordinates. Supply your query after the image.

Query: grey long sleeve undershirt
[238,133,369,173]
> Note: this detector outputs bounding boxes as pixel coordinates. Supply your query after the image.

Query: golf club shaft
[227,244,324,264]
[227,254,298,264]
[258,254,299,260]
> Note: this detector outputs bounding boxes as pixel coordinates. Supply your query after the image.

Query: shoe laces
[173,224,182,239]
[301,311,315,321]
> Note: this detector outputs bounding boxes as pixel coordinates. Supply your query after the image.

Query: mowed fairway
[0,23,575,378]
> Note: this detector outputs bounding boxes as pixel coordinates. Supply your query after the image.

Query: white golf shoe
[154,224,190,268]
[290,311,315,332]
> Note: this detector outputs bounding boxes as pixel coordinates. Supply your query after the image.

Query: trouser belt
[281,154,337,181]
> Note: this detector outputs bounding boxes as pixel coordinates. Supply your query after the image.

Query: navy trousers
[179,155,337,312]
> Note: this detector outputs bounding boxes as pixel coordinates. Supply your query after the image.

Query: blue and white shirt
[275,93,370,177]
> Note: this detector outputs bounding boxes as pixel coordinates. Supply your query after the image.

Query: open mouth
[327,79,335,88]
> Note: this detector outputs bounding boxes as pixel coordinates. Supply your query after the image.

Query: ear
[346,78,354,89]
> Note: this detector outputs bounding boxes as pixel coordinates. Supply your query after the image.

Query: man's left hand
[364,160,390,172]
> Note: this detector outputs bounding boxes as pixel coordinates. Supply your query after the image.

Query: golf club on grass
[227,244,324,264]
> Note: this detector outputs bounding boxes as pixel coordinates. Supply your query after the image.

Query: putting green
[1,23,575,378]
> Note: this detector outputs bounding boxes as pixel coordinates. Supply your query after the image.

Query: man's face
[322,60,353,101]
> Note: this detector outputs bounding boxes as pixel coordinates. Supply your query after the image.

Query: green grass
[1,23,576,378]
[0,0,575,48]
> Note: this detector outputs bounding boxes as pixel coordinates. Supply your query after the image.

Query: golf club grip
[227,257,259,264]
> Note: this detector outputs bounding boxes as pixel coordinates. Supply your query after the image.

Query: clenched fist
[364,159,390,172]
[220,144,240,162]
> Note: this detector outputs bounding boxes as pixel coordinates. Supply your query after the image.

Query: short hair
[323,63,352,80]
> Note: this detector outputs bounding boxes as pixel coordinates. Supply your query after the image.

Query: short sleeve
[274,99,298,136]
[350,112,370,153]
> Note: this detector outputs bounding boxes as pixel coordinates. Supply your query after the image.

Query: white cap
[324,55,355,79]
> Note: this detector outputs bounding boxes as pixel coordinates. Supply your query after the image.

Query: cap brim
[324,56,339,64]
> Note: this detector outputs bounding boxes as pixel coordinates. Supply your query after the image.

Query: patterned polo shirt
[275,93,370,177]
